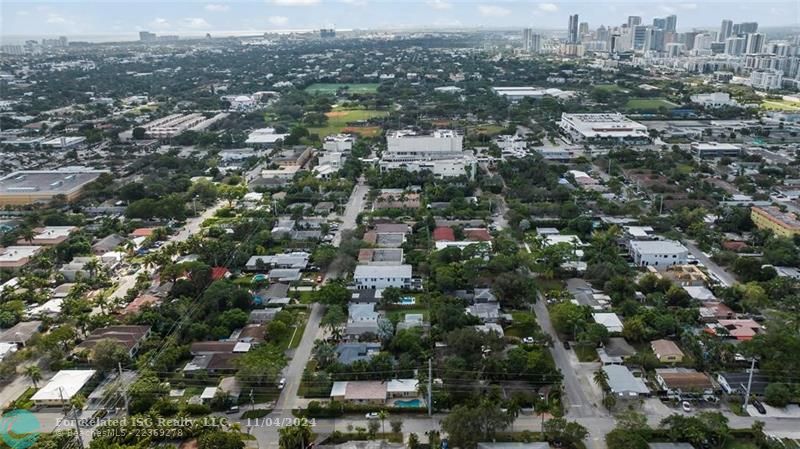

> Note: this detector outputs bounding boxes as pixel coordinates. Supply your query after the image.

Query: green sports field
[308,108,388,137]
[304,83,380,95]
[625,97,679,111]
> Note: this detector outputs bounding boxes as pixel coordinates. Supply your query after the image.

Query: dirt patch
[343,126,382,137]
[325,111,349,118]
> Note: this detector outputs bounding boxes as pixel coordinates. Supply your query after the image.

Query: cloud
[204,4,230,12]
[537,2,558,13]
[659,5,676,13]
[183,17,212,29]
[46,13,72,25]
[341,0,368,5]
[427,0,452,10]
[271,0,320,5]
[150,17,171,29]
[478,5,510,17]
[679,3,698,10]
[268,15,289,25]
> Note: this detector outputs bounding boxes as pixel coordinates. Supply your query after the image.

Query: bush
[183,403,212,416]
[764,383,791,407]
[242,409,272,419]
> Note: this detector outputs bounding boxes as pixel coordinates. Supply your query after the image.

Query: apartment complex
[751,206,800,237]
[380,130,475,178]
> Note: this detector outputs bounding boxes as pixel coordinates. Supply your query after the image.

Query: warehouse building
[559,113,650,145]
[0,169,108,206]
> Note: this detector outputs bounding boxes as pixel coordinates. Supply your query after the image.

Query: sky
[1,0,799,41]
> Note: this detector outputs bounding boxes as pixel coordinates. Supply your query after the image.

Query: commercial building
[750,206,800,237]
[380,130,475,178]
[492,87,574,102]
[40,136,87,150]
[0,169,108,206]
[245,128,289,148]
[31,370,97,406]
[629,240,689,268]
[353,264,413,290]
[690,142,742,158]
[559,113,650,145]
[689,92,738,108]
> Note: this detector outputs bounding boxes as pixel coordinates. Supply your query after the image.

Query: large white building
[380,130,475,178]
[629,240,689,268]
[689,92,738,108]
[559,113,651,145]
[750,69,783,90]
[323,134,355,153]
[353,264,413,290]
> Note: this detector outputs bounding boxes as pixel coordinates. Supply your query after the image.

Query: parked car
[752,399,766,415]
[316,275,324,283]
[365,412,380,420]
[226,406,240,414]
[681,401,692,412]
[522,337,534,344]
[278,378,286,389]
[563,341,571,350]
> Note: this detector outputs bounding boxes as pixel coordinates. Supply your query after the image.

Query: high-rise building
[653,17,667,30]
[139,31,156,42]
[633,25,649,51]
[320,28,336,39]
[693,33,714,53]
[725,36,747,56]
[746,33,766,54]
[627,16,642,28]
[665,15,677,33]
[733,22,758,35]
[719,19,733,42]
[681,31,700,50]
[579,22,589,36]
[568,14,579,44]
[522,28,542,53]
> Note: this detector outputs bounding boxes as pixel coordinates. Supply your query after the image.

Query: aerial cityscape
[1,1,800,449]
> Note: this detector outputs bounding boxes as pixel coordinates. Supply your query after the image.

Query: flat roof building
[629,240,689,269]
[691,142,741,158]
[18,226,77,245]
[31,369,96,406]
[751,206,800,238]
[0,246,42,270]
[559,113,650,145]
[353,264,413,290]
[0,169,107,206]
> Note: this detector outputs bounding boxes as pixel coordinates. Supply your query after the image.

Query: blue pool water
[398,296,416,305]
[394,399,422,408]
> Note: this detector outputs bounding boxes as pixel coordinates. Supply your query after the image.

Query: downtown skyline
[1,0,799,42]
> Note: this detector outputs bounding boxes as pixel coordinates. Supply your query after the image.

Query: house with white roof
[353,264,413,290]
[593,312,624,333]
[32,370,96,406]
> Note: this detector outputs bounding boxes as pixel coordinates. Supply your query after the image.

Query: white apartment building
[353,264,413,290]
[323,134,355,152]
[629,240,689,268]
[750,69,783,90]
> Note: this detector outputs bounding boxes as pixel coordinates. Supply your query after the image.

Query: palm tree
[378,409,388,436]
[593,368,609,399]
[24,366,42,389]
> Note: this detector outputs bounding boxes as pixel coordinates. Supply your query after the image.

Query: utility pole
[743,357,756,409]
[428,358,433,417]
[118,362,129,412]
[60,387,84,449]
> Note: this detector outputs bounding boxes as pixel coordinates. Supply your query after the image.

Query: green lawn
[574,344,598,362]
[308,108,388,138]
[762,99,800,111]
[724,440,759,449]
[625,98,678,111]
[386,307,429,323]
[594,84,626,93]
[289,322,307,349]
[469,123,507,137]
[305,83,380,95]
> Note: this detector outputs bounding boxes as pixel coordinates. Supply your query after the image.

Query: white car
[278,378,286,389]
[522,337,535,344]
[365,412,380,420]
[681,401,692,413]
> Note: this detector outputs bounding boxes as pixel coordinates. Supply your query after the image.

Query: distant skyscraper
[665,15,677,33]
[725,36,747,55]
[139,31,156,42]
[320,28,336,39]
[579,22,589,36]
[632,25,649,51]
[652,17,667,30]
[568,14,579,44]
[522,28,542,53]
[733,22,758,35]
[627,16,642,28]
[719,19,733,42]
[746,32,766,53]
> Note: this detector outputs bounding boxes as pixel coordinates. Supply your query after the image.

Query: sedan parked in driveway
[682,401,692,412]
[365,412,380,420]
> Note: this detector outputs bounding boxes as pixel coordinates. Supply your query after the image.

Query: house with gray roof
[603,364,650,398]
[336,342,381,364]
[345,304,380,337]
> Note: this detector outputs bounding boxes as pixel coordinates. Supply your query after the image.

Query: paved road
[684,240,736,287]
[332,181,369,248]
[251,303,324,448]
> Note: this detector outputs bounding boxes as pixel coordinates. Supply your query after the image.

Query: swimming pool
[394,399,423,408]
[397,296,416,305]
[252,274,267,282]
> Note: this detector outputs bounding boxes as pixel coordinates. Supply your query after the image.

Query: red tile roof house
[211,267,230,281]
[704,319,763,341]
[432,226,456,242]
[131,228,156,238]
